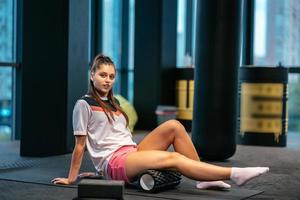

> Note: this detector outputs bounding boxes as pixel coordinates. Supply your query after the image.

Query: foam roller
[74,179,124,200]
[138,170,181,192]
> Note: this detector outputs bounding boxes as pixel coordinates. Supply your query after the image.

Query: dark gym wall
[134,0,177,130]
[17,0,69,156]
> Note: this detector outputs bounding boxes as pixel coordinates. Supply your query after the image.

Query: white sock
[196,181,231,190]
[230,167,269,186]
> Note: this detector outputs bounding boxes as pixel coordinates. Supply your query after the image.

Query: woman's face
[91,64,116,97]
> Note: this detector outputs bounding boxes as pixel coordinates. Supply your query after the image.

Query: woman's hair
[88,54,129,126]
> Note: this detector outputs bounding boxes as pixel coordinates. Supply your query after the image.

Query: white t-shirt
[72,96,136,176]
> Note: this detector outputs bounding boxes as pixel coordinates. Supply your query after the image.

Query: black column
[17,0,69,156]
[90,0,103,58]
[17,0,90,156]
[242,0,255,65]
[134,0,177,130]
[120,0,129,99]
[66,0,90,151]
[192,0,242,160]
[161,0,177,106]
[185,0,193,55]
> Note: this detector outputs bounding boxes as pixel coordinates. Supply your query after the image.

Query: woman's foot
[196,181,231,190]
[230,167,269,186]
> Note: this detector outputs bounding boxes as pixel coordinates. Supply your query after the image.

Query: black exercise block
[76,179,124,199]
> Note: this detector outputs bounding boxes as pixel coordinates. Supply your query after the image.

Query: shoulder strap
[81,95,118,112]
[81,96,101,107]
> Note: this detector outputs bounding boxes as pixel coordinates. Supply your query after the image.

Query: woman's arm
[52,135,86,185]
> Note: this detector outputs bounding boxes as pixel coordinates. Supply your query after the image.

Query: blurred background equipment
[115,94,138,132]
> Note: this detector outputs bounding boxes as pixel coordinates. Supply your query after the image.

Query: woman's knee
[165,119,185,133]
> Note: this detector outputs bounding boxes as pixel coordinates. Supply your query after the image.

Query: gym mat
[0,153,263,200]
[126,177,263,200]
[0,179,174,200]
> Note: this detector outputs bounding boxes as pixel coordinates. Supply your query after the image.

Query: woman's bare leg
[137,120,199,161]
[137,120,232,189]
[132,120,269,186]
[125,150,231,182]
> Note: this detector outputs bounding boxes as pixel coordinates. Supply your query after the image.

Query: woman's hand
[51,177,73,185]
[52,136,86,186]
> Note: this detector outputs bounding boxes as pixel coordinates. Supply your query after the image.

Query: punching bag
[192,0,242,160]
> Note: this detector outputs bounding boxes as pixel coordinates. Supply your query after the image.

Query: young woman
[52,54,269,189]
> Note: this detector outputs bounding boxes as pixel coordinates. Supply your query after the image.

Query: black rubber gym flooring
[0,131,300,200]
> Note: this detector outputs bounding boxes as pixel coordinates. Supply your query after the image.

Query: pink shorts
[107,145,137,183]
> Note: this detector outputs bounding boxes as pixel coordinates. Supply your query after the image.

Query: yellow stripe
[176,80,194,120]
